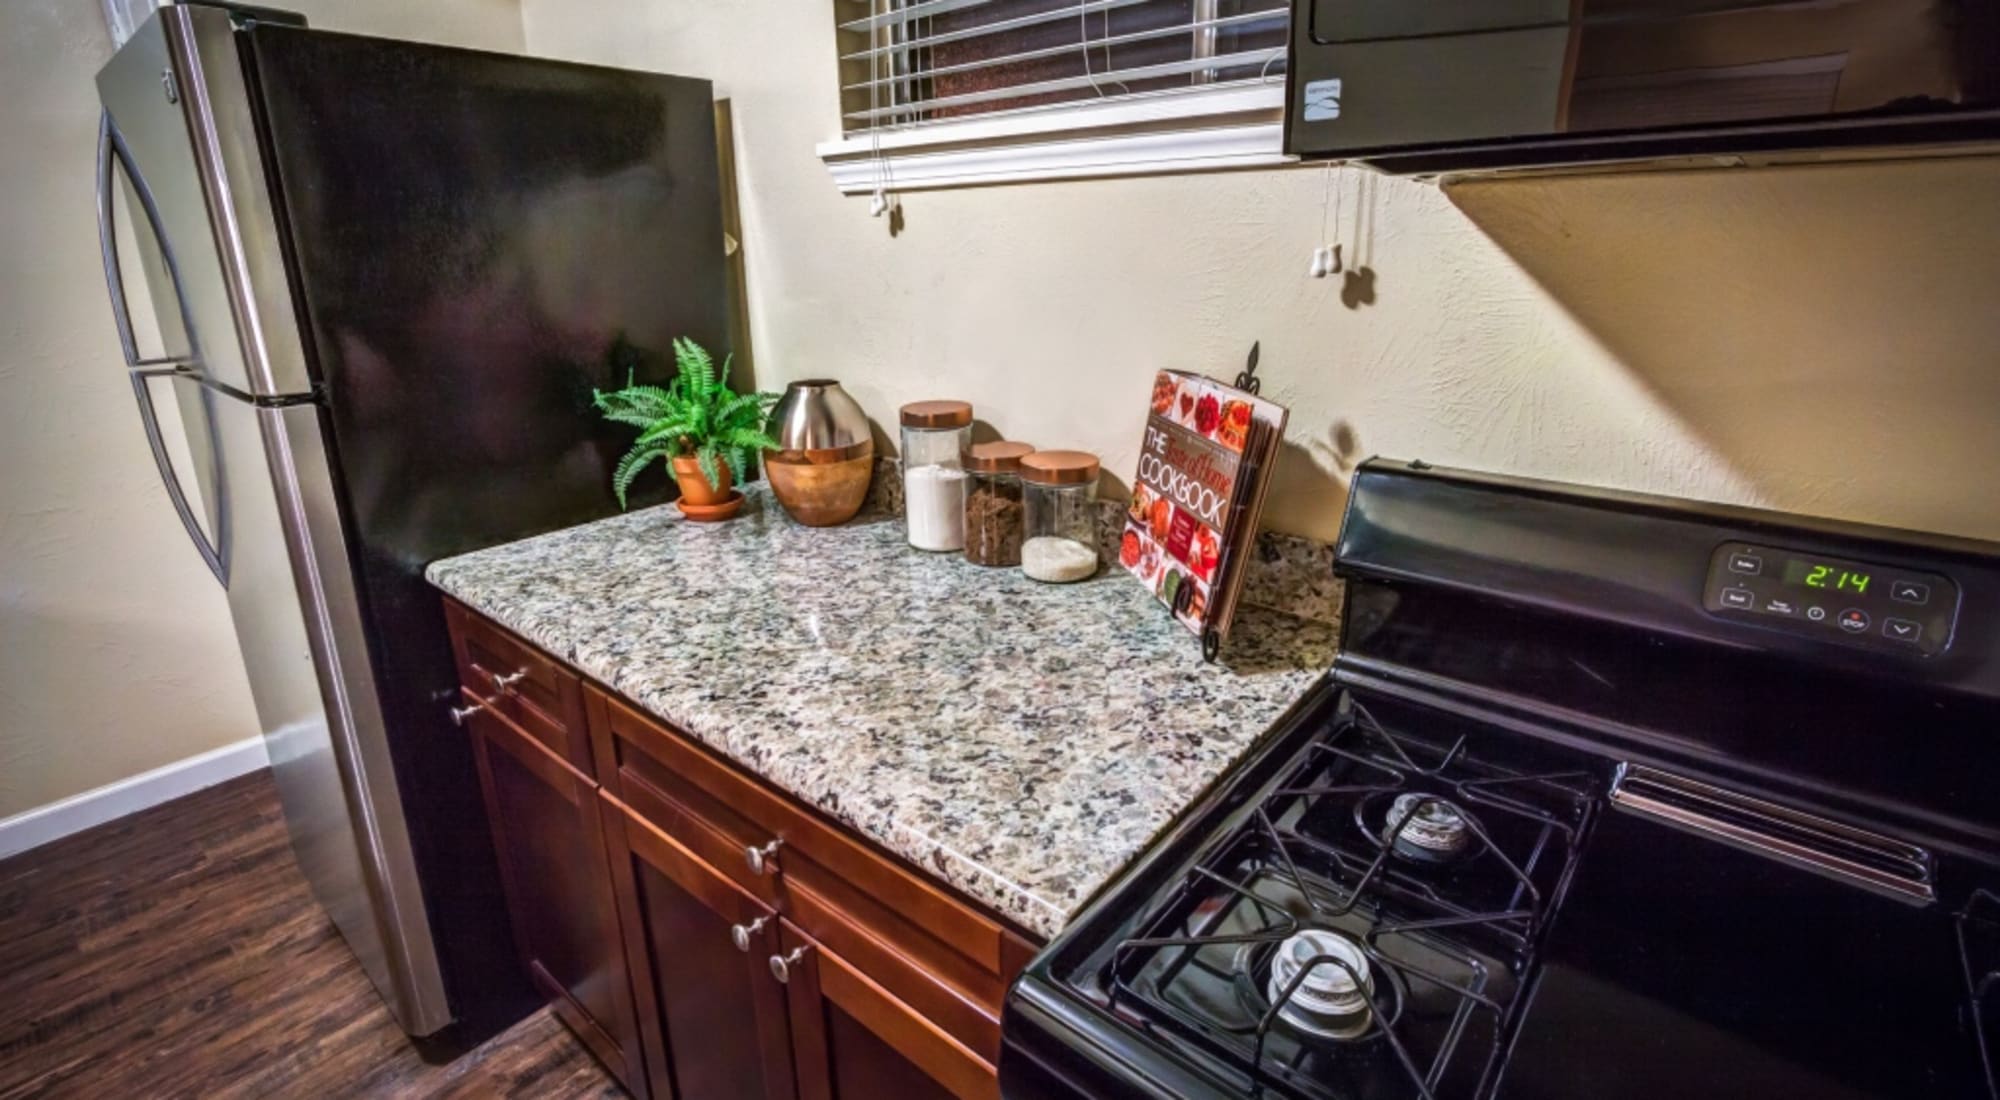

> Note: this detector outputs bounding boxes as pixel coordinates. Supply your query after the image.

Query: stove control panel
[1702,543,1958,656]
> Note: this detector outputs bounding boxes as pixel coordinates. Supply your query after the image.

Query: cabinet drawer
[586,688,785,909]
[446,599,591,774]
[587,687,1026,1059]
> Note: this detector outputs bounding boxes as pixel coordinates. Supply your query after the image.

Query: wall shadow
[714,99,757,397]
[1445,155,2000,538]
[1264,418,1365,542]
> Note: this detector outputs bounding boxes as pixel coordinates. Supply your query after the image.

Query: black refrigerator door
[245,22,729,1038]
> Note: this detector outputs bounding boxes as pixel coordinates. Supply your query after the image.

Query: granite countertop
[426,491,1337,940]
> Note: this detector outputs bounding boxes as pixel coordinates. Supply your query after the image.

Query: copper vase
[765,380,874,526]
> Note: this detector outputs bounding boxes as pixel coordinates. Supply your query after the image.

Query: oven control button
[1806,606,1827,622]
[1728,552,1764,576]
[1762,597,1798,617]
[1890,581,1930,605]
[1883,618,1923,643]
[1720,587,1755,609]
[1838,608,1870,634]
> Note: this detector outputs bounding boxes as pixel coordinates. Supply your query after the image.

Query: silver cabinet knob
[745,838,784,876]
[730,915,769,953]
[488,667,528,693]
[448,698,490,726]
[769,945,810,985]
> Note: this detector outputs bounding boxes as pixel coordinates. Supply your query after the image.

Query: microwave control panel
[1702,543,1959,657]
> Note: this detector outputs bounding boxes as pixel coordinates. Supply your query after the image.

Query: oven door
[1496,798,1992,1099]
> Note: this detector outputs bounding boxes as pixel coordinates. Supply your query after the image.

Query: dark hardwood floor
[0,770,622,1099]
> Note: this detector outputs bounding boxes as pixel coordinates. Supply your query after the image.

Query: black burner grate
[1100,704,1600,1100]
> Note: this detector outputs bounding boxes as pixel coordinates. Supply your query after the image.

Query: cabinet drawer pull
[745,838,784,876]
[487,667,529,693]
[448,698,490,726]
[769,944,810,984]
[730,916,769,953]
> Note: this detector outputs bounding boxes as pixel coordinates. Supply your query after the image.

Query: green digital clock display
[1783,559,1872,594]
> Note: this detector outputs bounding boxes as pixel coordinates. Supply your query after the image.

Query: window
[817,0,1293,192]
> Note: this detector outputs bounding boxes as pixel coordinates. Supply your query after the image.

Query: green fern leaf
[724,446,751,485]
[673,337,716,399]
[719,425,779,453]
[611,443,669,510]
[596,408,656,431]
[635,413,698,447]
[694,444,725,495]
[718,390,774,434]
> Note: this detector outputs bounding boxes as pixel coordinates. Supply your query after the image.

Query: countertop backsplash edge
[862,456,1345,626]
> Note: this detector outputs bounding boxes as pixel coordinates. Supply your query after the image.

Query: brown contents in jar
[965,478,1025,566]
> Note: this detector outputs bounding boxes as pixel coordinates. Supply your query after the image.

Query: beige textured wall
[0,0,522,820]
[522,1,2000,546]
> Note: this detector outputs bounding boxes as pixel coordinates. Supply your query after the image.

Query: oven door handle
[1609,764,1935,907]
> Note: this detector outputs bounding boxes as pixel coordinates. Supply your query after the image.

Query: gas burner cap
[1382,792,1470,860]
[1266,929,1375,1041]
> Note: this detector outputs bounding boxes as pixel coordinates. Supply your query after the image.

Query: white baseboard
[0,736,270,861]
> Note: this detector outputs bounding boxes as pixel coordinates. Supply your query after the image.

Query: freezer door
[95,5,315,399]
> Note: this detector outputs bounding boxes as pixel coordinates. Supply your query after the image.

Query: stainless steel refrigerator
[93,3,726,1039]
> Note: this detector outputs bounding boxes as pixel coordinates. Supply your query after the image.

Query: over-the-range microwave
[1284,0,2000,175]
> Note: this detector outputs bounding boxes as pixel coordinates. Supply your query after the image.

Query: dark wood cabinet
[447,600,595,772]
[777,921,998,1100]
[467,696,648,1097]
[605,796,797,1100]
[444,599,1034,1100]
[587,687,1027,1069]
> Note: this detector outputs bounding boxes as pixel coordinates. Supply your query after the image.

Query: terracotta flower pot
[670,454,733,506]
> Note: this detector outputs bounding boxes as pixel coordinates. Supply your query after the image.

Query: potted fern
[593,337,780,521]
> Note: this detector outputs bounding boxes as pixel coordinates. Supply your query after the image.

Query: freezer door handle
[97,110,199,371]
[131,368,230,586]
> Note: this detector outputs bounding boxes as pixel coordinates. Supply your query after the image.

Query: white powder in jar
[904,464,968,551]
[1022,536,1098,583]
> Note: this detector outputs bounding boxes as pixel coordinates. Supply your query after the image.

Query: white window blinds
[836,0,1291,137]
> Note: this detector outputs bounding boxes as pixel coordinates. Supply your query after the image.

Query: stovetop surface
[1009,687,1999,1099]
[1001,461,2000,1100]
[1089,699,1599,1100]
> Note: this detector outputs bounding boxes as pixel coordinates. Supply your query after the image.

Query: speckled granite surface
[427,489,1337,939]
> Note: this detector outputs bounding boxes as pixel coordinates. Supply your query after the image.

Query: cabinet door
[611,798,797,1100]
[775,922,999,1100]
[468,698,647,1096]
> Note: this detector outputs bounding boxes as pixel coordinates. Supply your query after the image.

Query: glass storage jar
[962,441,1034,567]
[1020,450,1101,583]
[900,400,973,552]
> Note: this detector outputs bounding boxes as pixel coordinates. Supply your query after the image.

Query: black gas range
[1002,460,2000,1099]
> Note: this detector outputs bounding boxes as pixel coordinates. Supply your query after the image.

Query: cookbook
[1118,369,1288,650]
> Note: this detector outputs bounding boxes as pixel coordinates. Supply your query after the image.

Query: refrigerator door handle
[131,368,230,586]
[97,110,199,371]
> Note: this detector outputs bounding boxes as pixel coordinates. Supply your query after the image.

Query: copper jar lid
[900,400,973,429]
[1021,449,1101,485]
[963,441,1035,473]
